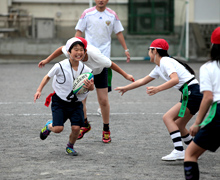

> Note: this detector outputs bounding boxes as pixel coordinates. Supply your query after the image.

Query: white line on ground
[1,112,163,116]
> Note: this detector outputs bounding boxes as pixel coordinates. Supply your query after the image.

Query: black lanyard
[69,59,85,82]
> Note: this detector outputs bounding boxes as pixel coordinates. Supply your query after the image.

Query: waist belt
[179,77,195,92]
[178,77,195,117]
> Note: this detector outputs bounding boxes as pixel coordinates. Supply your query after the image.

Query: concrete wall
[0,35,180,61]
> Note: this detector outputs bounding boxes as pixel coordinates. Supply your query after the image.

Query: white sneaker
[97,107,102,116]
[161,149,185,161]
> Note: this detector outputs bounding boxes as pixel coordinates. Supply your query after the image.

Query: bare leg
[69,125,81,145]
[163,102,192,134]
[185,141,206,162]
[96,88,110,124]
[82,97,87,120]
[184,141,206,180]
[48,124,64,133]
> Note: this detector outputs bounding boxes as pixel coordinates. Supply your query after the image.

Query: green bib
[199,102,217,126]
[178,83,188,117]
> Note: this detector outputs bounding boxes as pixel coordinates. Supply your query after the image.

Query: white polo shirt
[62,45,112,75]
[75,6,124,58]
[149,57,198,89]
[200,61,220,102]
[47,59,92,102]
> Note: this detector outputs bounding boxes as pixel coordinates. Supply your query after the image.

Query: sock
[67,142,74,149]
[182,133,193,145]
[184,161,199,180]
[84,118,89,127]
[103,123,109,132]
[170,130,184,151]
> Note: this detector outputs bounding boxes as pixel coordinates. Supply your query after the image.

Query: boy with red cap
[115,38,203,161]
[38,37,134,143]
[34,37,94,156]
[184,27,220,179]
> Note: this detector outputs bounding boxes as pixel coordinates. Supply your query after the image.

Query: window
[128,0,174,35]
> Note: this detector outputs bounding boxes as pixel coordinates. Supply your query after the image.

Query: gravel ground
[0,61,219,180]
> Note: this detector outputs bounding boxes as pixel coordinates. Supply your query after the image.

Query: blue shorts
[51,94,84,127]
[94,68,108,89]
[193,103,220,152]
[180,84,203,115]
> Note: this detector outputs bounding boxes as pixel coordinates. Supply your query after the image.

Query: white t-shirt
[47,59,92,102]
[75,6,124,58]
[62,45,112,75]
[149,57,198,89]
[200,61,220,102]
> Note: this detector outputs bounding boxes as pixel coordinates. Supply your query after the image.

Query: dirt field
[0,61,219,180]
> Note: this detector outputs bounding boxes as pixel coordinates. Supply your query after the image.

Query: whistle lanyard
[178,83,188,117]
[69,60,85,83]
[199,102,217,126]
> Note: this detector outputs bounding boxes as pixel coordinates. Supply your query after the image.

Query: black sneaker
[40,120,52,140]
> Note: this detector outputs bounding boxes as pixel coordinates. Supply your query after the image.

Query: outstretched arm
[147,72,179,96]
[38,46,64,68]
[110,62,134,82]
[116,32,130,63]
[115,75,154,95]
[34,75,50,102]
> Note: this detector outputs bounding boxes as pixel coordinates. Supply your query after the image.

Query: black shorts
[51,94,84,127]
[193,103,220,152]
[180,84,203,115]
[94,68,108,89]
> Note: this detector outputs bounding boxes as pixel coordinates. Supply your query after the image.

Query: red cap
[149,39,169,50]
[65,37,87,52]
[76,37,87,49]
[211,27,220,44]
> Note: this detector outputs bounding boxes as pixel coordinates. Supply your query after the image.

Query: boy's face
[69,44,86,62]
[95,0,109,9]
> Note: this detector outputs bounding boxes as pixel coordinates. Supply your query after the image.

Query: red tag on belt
[45,91,55,107]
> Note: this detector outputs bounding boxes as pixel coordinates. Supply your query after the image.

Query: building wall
[3,0,190,38]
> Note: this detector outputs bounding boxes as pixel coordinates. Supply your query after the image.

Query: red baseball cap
[65,37,87,52]
[211,27,220,44]
[149,39,169,50]
[76,36,87,49]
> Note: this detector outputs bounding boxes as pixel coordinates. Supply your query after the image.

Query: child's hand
[83,78,94,91]
[115,87,127,96]
[125,74,135,82]
[146,86,159,96]
[34,91,41,102]
[189,123,200,137]
[38,59,48,68]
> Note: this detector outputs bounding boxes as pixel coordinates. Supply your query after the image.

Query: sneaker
[97,107,102,116]
[77,123,91,140]
[40,120,52,140]
[66,147,78,156]
[161,149,185,161]
[102,131,111,143]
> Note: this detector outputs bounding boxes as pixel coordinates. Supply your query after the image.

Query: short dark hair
[68,41,85,53]
[210,44,220,65]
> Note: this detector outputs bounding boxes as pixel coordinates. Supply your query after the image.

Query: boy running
[34,37,94,156]
[38,37,134,143]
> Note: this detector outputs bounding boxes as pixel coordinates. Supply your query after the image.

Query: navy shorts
[193,103,220,152]
[94,68,108,89]
[51,94,84,127]
[180,84,203,115]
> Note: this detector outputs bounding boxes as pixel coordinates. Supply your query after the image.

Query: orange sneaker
[102,131,111,143]
[77,123,91,140]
